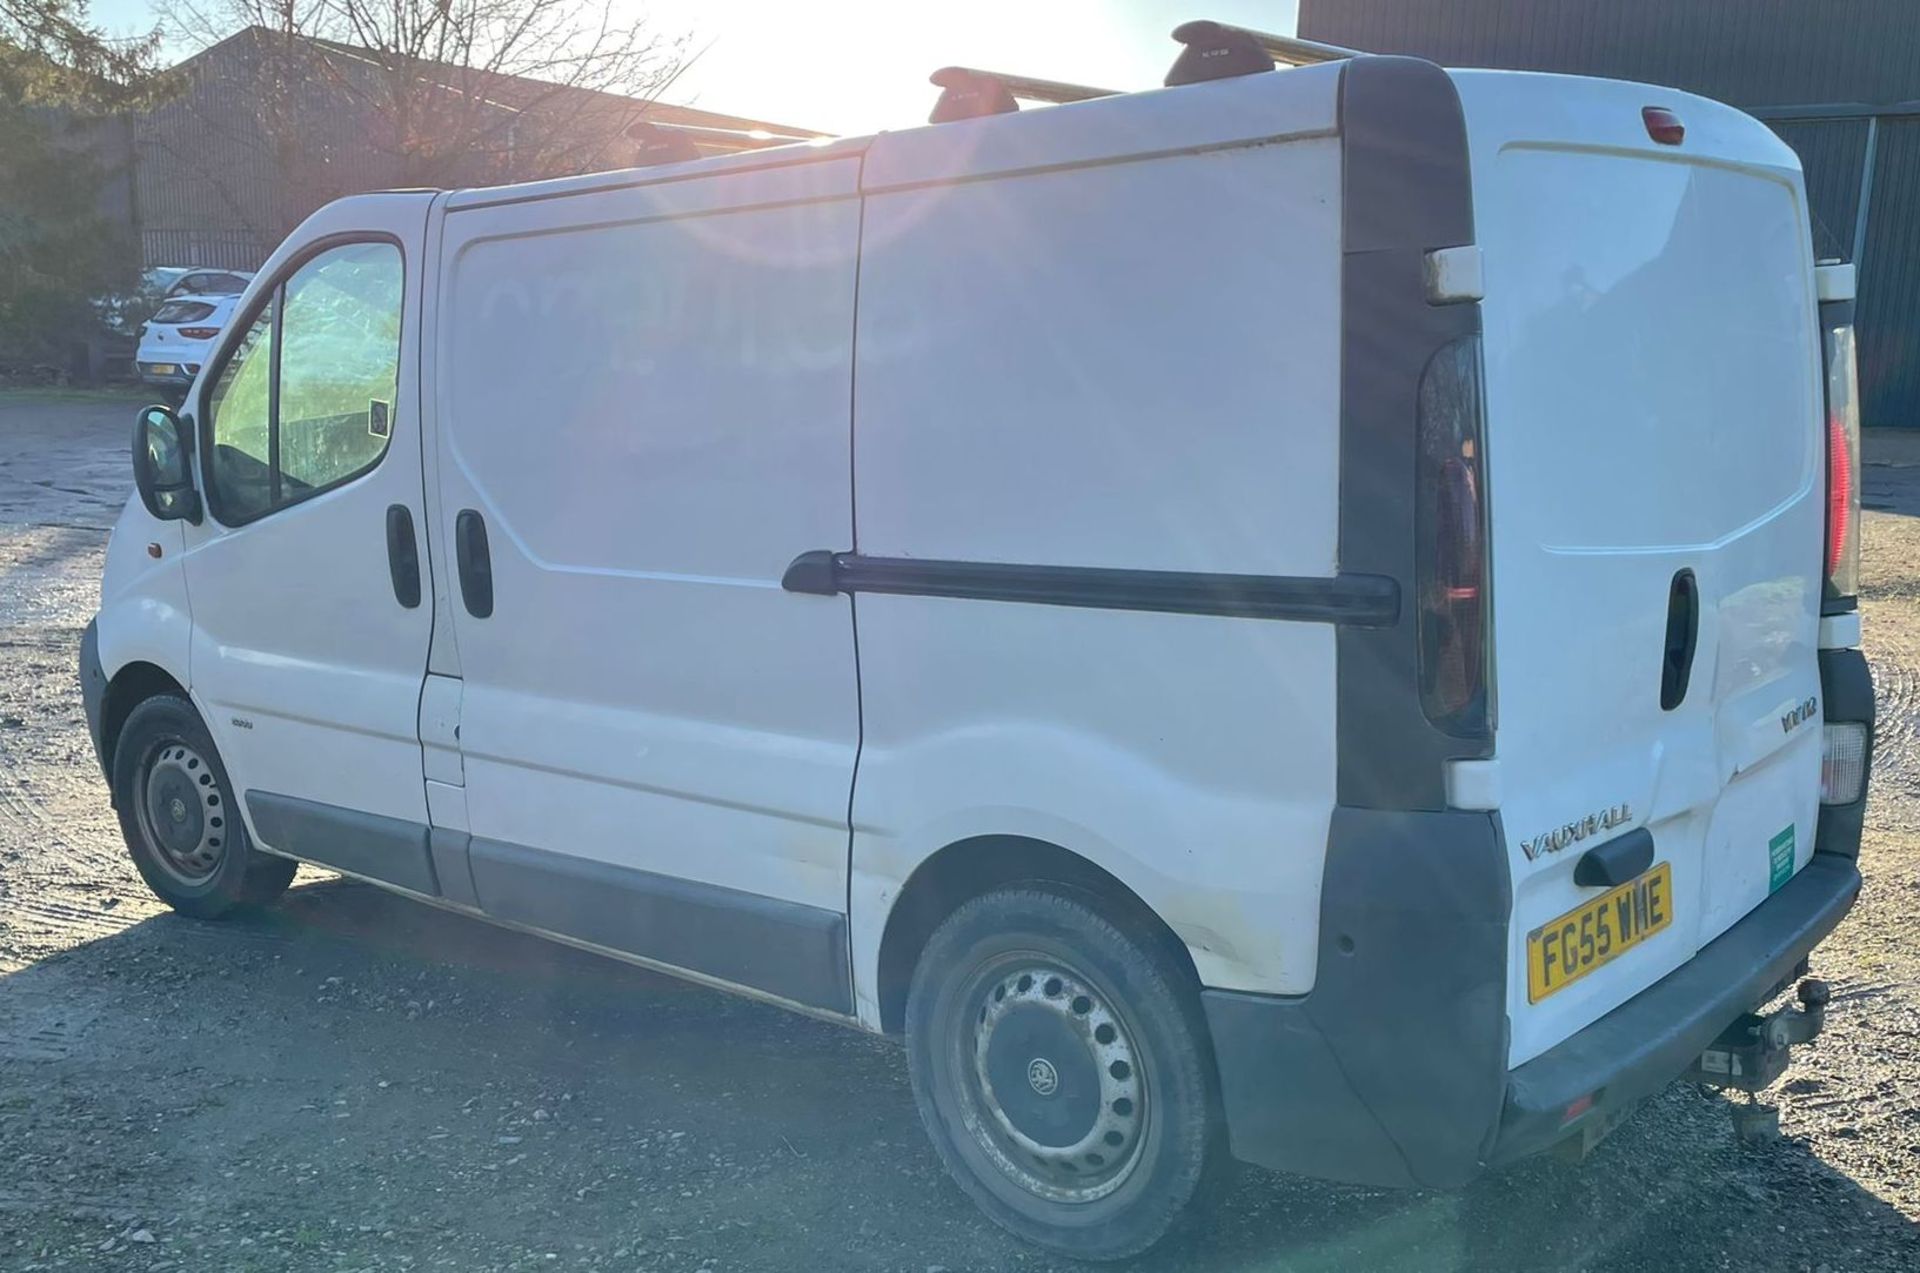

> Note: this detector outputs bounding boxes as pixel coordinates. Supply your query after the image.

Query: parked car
[135,294,241,396]
[98,268,251,339]
[81,27,1872,1263]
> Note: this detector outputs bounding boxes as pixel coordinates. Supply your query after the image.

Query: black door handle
[1660,568,1699,711]
[455,508,493,618]
[385,504,421,608]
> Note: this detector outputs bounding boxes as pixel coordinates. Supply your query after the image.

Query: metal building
[1299,0,1920,429]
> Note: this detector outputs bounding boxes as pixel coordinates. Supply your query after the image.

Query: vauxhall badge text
[1520,802,1633,863]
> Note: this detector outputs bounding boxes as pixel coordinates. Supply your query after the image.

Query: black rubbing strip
[783,552,1399,627]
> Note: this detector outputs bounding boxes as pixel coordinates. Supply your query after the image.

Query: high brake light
[1416,336,1492,737]
[1824,323,1862,604]
[1643,106,1685,145]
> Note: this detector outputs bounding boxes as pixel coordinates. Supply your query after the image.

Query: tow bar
[1683,977,1830,1141]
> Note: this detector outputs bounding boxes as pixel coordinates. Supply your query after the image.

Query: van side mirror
[132,404,202,524]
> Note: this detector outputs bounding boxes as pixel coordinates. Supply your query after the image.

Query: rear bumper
[1205,805,1867,1188]
[1488,851,1859,1165]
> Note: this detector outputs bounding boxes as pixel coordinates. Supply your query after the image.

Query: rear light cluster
[178,327,221,340]
[1821,721,1869,805]
[1824,322,1862,604]
[1415,335,1492,737]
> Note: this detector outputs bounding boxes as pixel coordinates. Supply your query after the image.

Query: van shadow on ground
[3,875,1915,1272]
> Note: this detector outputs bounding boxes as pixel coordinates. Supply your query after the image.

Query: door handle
[1660,568,1699,711]
[455,508,494,618]
[385,504,421,608]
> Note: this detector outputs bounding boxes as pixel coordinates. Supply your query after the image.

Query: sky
[83,1,1301,136]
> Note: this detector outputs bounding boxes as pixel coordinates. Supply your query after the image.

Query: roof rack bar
[928,65,1119,124]
[1166,20,1362,87]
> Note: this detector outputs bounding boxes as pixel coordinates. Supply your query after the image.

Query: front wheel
[905,889,1217,1261]
[112,694,296,918]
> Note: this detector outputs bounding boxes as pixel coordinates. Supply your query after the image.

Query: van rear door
[1454,74,1827,1065]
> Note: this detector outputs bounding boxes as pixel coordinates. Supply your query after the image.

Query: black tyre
[112,694,296,918]
[905,888,1216,1261]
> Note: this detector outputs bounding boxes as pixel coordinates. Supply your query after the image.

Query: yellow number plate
[1526,862,1673,1003]
[147,363,176,375]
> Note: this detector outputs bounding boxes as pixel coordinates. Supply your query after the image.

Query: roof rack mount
[1166,20,1361,87]
[928,66,1119,124]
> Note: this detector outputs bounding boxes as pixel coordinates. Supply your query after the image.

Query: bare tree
[152,0,690,244]
[3,0,159,98]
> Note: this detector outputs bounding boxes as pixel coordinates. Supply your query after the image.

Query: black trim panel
[1205,806,1510,1188]
[1817,646,1875,859]
[429,827,480,908]
[782,552,1399,627]
[237,793,854,1015]
[468,837,853,1015]
[245,790,439,895]
[1335,57,1489,809]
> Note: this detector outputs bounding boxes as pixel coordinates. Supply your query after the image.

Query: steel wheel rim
[136,740,227,886]
[951,956,1148,1204]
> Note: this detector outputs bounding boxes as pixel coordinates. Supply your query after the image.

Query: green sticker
[1768,825,1796,893]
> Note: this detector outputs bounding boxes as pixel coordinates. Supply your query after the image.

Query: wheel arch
[874,834,1202,1036]
[100,661,190,797]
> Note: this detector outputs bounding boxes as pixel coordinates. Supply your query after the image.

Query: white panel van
[83,26,1875,1260]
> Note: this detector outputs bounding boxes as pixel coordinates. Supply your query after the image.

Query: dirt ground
[2,389,1918,1272]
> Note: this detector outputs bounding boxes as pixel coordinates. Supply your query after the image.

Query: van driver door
[178,194,439,890]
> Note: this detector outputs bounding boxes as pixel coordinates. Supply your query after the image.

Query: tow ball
[1684,977,1830,1141]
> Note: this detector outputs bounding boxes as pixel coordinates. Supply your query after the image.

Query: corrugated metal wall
[1859,120,1920,429]
[1768,118,1869,262]
[1300,0,1920,427]
[1298,1,1920,106]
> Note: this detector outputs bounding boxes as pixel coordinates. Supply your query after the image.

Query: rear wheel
[112,694,295,918]
[905,889,1215,1261]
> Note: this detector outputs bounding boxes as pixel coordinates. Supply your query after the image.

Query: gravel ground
[2,390,1918,1272]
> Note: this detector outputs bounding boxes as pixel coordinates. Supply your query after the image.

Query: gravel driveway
[2,390,1918,1272]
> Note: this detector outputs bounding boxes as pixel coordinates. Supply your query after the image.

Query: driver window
[203,241,404,525]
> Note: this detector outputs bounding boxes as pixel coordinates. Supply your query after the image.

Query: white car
[83,24,1873,1262]
[135,293,241,395]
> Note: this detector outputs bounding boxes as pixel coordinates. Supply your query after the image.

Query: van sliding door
[424,159,864,1015]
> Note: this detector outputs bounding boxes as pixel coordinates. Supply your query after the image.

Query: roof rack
[1166,20,1362,86]
[928,66,1119,124]
[623,120,706,166]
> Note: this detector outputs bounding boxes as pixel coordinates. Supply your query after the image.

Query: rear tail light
[1416,335,1492,737]
[1821,721,1868,805]
[1823,323,1862,604]
[179,326,221,340]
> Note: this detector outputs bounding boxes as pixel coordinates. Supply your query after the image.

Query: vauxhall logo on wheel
[1026,1057,1060,1098]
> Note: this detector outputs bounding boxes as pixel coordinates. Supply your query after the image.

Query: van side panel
[429,158,864,1005]
[848,134,1344,1007]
